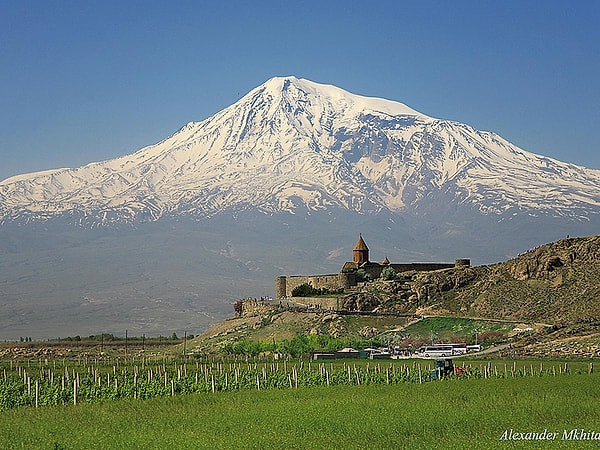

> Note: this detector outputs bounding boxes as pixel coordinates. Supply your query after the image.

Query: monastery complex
[275,235,470,300]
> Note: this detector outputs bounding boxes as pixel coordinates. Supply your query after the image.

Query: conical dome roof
[353,234,369,251]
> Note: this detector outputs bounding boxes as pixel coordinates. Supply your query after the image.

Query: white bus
[449,343,467,355]
[416,345,454,358]
[416,343,467,357]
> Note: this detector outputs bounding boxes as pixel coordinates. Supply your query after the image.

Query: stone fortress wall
[276,273,355,299]
[275,235,470,301]
[275,260,469,300]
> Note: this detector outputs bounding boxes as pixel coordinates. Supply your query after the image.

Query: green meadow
[1,360,599,449]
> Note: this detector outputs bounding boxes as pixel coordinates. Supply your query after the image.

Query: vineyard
[0,357,594,411]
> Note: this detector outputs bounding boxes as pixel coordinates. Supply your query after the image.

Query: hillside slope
[190,235,600,357]
[411,234,600,325]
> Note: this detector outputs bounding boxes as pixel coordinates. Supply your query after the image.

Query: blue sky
[1,0,599,180]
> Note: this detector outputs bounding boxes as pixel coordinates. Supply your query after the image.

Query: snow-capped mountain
[3,76,600,340]
[1,76,600,226]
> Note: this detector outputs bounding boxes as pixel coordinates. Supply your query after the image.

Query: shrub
[233,300,243,315]
[291,284,344,297]
[477,331,505,344]
[292,283,315,297]
[355,269,372,282]
[380,267,397,281]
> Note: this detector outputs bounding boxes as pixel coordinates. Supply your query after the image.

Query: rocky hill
[190,235,600,358]
[409,234,600,325]
[289,234,600,328]
[319,234,600,326]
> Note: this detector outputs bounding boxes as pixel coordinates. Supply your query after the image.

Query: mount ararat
[1,76,599,340]
[2,76,600,225]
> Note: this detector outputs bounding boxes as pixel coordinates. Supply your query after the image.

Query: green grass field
[1,368,599,449]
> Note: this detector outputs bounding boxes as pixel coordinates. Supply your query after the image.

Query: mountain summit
[1,76,600,227]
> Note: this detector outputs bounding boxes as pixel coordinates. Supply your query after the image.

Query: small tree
[233,299,243,315]
[355,269,372,282]
[380,266,397,281]
[292,283,315,297]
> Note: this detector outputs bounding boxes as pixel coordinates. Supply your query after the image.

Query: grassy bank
[1,370,599,449]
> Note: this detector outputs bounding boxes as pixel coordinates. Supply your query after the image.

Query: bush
[380,267,397,281]
[223,338,263,356]
[477,331,506,344]
[355,269,372,282]
[233,300,243,315]
[291,283,315,297]
[291,283,343,297]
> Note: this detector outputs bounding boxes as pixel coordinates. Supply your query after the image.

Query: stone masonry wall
[291,296,342,310]
[363,262,456,279]
[276,273,356,298]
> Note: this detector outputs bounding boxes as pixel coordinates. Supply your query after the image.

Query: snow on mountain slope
[1,76,600,226]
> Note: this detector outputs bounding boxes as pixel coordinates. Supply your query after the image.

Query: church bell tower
[353,234,369,265]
